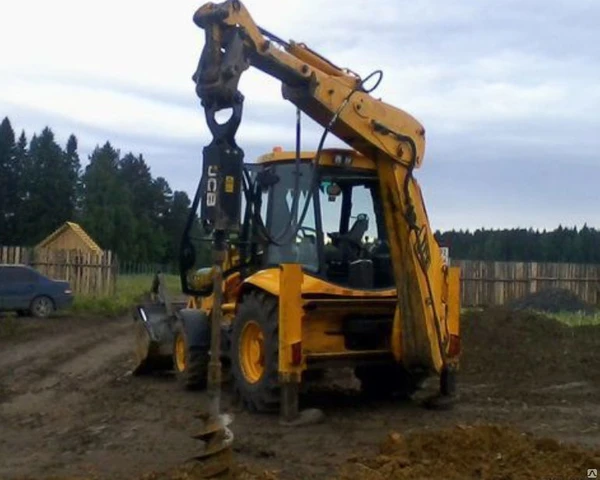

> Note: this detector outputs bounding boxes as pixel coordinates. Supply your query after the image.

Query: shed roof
[36,222,103,254]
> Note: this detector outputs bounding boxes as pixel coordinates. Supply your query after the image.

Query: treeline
[0,116,193,265]
[435,226,600,263]
[3,116,599,266]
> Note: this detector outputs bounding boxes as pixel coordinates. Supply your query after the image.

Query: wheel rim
[175,333,186,372]
[35,298,51,316]
[239,320,265,384]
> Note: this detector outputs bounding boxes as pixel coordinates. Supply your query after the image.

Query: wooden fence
[0,246,118,296]
[2,246,598,305]
[454,260,600,307]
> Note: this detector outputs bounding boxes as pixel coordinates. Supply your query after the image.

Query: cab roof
[254,148,376,171]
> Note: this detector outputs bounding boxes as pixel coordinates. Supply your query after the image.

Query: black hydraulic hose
[396,135,449,362]
[252,69,385,248]
[267,107,303,244]
[258,27,290,49]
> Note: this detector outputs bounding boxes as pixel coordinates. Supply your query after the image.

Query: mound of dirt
[460,307,600,392]
[336,424,600,480]
[508,288,596,313]
[140,425,600,480]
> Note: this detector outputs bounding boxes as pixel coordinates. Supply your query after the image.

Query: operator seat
[329,214,369,258]
[325,215,370,284]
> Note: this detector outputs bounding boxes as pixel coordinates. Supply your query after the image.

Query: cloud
[1,0,598,230]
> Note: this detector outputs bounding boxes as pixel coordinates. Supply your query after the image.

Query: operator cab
[180,148,395,294]
[247,149,393,290]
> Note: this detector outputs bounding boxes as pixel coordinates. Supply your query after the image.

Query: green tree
[118,153,170,262]
[64,134,82,220]
[20,127,75,243]
[80,142,135,258]
[161,190,193,264]
[12,131,29,242]
[0,117,17,244]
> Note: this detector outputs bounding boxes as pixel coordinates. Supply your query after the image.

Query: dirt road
[1,309,600,479]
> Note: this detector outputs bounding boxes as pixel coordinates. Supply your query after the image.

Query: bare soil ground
[1,308,600,480]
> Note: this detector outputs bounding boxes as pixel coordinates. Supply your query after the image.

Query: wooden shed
[35,222,102,255]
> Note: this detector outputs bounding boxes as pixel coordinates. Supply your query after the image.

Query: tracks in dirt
[1,310,600,480]
[0,317,141,479]
[0,318,132,414]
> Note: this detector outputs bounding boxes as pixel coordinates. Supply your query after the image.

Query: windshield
[261,162,319,272]
[255,161,392,288]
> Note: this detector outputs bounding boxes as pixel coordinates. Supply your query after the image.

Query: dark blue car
[0,264,74,318]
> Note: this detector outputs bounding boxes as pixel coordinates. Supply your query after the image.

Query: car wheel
[30,296,54,318]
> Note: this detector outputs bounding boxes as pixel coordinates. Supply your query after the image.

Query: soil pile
[336,424,600,480]
[508,287,596,313]
[459,307,600,391]
[138,425,600,480]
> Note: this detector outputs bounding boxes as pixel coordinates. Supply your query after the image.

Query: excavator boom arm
[192,0,460,374]
[193,0,425,168]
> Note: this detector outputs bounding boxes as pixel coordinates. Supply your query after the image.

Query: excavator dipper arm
[192,0,460,376]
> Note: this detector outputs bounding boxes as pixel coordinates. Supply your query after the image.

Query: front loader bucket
[132,302,176,375]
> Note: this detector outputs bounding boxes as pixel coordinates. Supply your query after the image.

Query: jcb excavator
[132,0,460,475]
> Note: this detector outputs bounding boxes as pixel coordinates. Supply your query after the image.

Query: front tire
[172,320,208,390]
[30,296,54,318]
[230,290,280,413]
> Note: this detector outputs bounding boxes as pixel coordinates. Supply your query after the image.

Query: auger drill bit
[187,24,246,474]
[190,231,234,479]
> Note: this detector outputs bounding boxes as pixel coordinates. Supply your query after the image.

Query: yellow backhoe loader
[131,1,461,475]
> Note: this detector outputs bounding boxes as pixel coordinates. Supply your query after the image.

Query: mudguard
[176,308,232,362]
[176,308,211,350]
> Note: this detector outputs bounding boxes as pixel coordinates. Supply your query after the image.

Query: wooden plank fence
[3,246,598,306]
[0,246,118,296]
[454,260,600,307]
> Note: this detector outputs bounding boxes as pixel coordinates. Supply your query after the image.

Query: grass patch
[67,274,182,317]
[541,310,600,327]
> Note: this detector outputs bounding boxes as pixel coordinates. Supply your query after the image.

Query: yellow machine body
[185,148,460,390]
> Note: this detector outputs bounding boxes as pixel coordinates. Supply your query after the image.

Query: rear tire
[30,296,54,318]
[355,364,424,399]
[172,320,209,390]
[230,290,280,413]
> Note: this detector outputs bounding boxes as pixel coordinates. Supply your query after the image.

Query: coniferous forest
[1,116,599,265]
[0,116,192,265]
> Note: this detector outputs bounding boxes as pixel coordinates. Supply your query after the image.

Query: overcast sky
[1,0,598,232]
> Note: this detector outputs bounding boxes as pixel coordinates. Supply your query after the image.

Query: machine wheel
[30,296,54,318]
[172,320,208,390]
[355,364,424,399]
[230,290,280,413]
